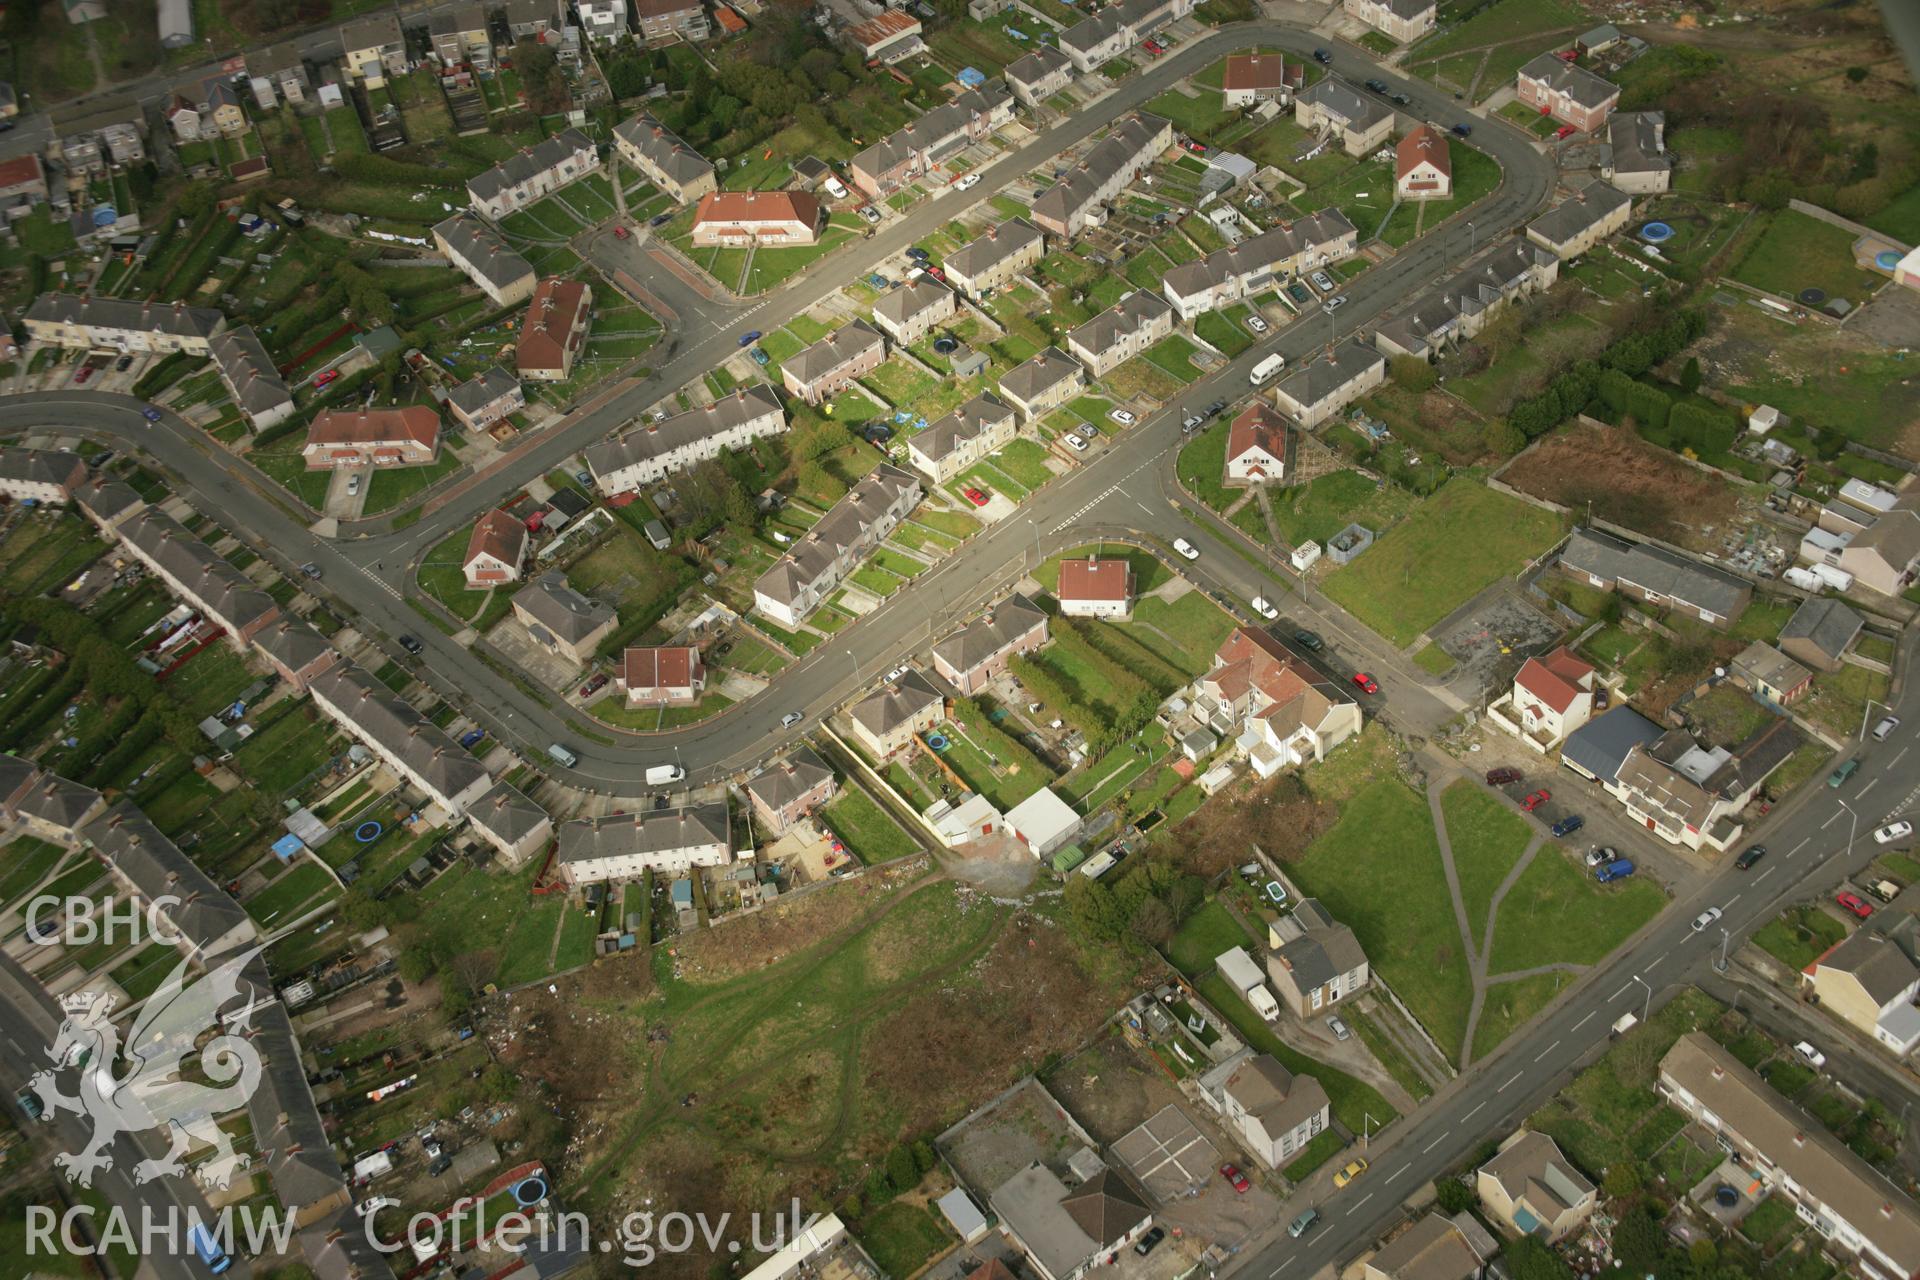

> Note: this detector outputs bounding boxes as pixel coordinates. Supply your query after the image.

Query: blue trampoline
[512,1175,549,1206]
[926,734,951,752]
[1878,249,1903,271]
[1639,221,1674,243]
[355,821,384,843]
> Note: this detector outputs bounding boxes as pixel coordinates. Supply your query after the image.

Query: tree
[1483,420,1526,456]
[1846,65,1869,83]
[886,1145,918,1192]
[1502,1236,1574,1280]
[1128,895,1176,948]
[911,1140,936,1176]
[1602,1160,1644,1199]
[1679,356,1702,394]
[1611,1209,1672,1275]
[1433,1179,1474,1213]
[723,482,756,533]
[1390,355,1437,392]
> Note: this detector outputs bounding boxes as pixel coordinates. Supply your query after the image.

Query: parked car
[1550,814,1584,838]
[1292,629,1324,652]
[781,711,804,728]
[1594,857,1635,883]
[1691,907,1723,932]
[1584,845,1615,868]
[1451,123,1472,137]
[72,366,93,384]
[1075,424,1099,442]
[1333,1159,1368,1189]
[580,673,610,698]
[1873,715,1901,741]
[963,486,990,507]
[823,175,849,199]
[460,728,486,749]
[612,225,630,239]
[1326,1014,1350,1041]
[1064,433,1087,452]
[650,212,673,227]
[1521,789,1550,812]
[954,173,981,190]
[313,368,339,387]
[1309,270,1336,292]
[1134,1228,1166,1257]
[1364,78,1388,93]
[1554,125,1578,140]
[345,474,361,496]
[737,330,762,347]
[1288,1209,1320,1239]
[1182,413,1204,432]
[906,246,930,261]
[1182,138,1207,154]
[299,562,322,579]
[1142,38,1165,55]
[1836,891,1875,919]
[142,406,163,422]
[1351,671,1378,694]
[1312,47,1331,63]
[1109,407,1136,425]
[1734,844,1767,869]
[1322,294,1348,314]
[1173,537,1200,560]
[1829,757,1860,787]
[1205,401,1227,418]
[1390,91,1410,105]
[1220,1164,1251,1193]
[1485,767,1522,786]
[1247,314,1268,333]
[924,264,947,282]
[858,205,881,224]
[114,355,133,372]
[750,347,770,366]
[1251,595,1279,620]
[398,634,424,655]
[1794,1041,1827,1069]
[1876,820,1914,845]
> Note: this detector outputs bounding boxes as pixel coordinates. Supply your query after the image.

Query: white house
[1486,646,1594,752]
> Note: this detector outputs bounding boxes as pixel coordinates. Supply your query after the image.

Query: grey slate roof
[1561,707,1663,784]
[120,507,279,634]
[26,293,223,339]
[1518,52,1619,110]
[515,572,615,645]
[1526,179,1631,248]
[851,668,944,739]
[872,277,953,331]
[613,112,715,189]
[1779,596,1864,662]
[0,447,83,493]
[1032,113,1168,230]
[1606,111,1670,177]
[470,780,551,847]
[1059,8,1123,59]
[1274,900,1366,990]
[1161,210,1356,301]
[914,392,1015,464]
[584,384,783,479]
[756,465,922,607]
[14,772,103,831]
[253,616,335,673]
[1000,347,1081,403]
[852,82,1011,180]
[433,213,535,290]
[468,127,595,205]
[1272,340,1383,409]
[1006,45,1071,92]
[448,365,521,416]
[785,320,885,388]
[1299,77,1390,132]
[746,745,835,813]
[945,218,1044,281]
[72,474,143,526]
[1815,930,1920,1006]
[309,664,490,803]
[208,325,293,418]
[1068,290,1169,361]
[1561,527,1749,619]
[556,804,730,867]
[242,974,348,1212]
[934,593,1047,676]
[81,800,256,957]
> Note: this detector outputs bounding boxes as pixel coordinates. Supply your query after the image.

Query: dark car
[114,354,133,372]
[737,330,762,347]
[1206,400,1226,418]
[460,728,487,748]
[1551,814,1585,838]
[1312,47,1331,63]
[1365,78,1388,93]
[1451,123,1473,137]
[649,212,673,227]
[1485,767,1522,786]
[1735,844,1767,870]
[906,246,931,261]
[1390,91,1410,105]
[580,673,610,698]
[398,635,424,655]
[87,449,115,468]
[1134,1228,1166,1257]
[1292,629,1324,652]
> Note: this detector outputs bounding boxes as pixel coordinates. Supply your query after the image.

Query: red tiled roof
[0,154,44,189]
[1396,124,1452,182]
[692,189,822,232]
[1208,626,1316,707]
[1222,54,1287,91]
[1226,402,1289,475]
[848,8,921,47]
[464,508,526,569]
[305,406,440,450]
[1538,645,1594,686]
[1057,557,1133,602]
[624,645,702,690]
[1514,646,1591,714]
[516,277,591,372]
[714,5,746,32]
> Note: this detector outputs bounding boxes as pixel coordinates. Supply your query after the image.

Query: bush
[1433,1178,1475,1213]
[886,1146,918,1193]
[1390,355,1437,392]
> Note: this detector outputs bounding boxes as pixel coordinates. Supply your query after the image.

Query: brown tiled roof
[306,406,440,449]
[1396,124,1452,181]
[516,277,591,371]
[623,645,702,690]
[1057,557,1132,603]
[464,508,526,570]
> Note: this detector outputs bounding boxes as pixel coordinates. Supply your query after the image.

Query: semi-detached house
[469,780,554,866]
[849,82,1014,201]
[433,213,537,307]
[447,366,524,431]
[933,592,1048,695]
[308,663,494,816]
[999,347,1083,421]
[1295,78,1393,157]
[557,805,731,885]
[1270,341,1384,429]
[943,217,1045,296]
[633,0,708,46]
[1525,179,1633,259]
[1067,290,1171,378]
[782,319,886,405]
[908,392,1016,485]
[849,669,945,758]
[1031,113,1171,239]
[613,113,717,204]
[1343,0,1435,42]
[517,277,593,382]
[339,11,407,84]
[302,407,441,470]
[621,645,703,705]
[872,277,957,346]
[1363,1214,1496,1280]
[754,464,922,627]
[466,128,599,220]
[586,384,786,492]
[1475,1130,1597,1242]
[746,746,839,835]
[692,190,823,247]
[25,294,224,354]
[1197,627,1361,777]
[1603,111,1672,194]
[1161,210,1357,321]
[1800,926,1920,1057]
[1058,0,1194,71]
[208,325,295,431]
[0,449,84,505]
[1006,45,1073,108]
[513,571,617,665]
[252,615,339,694]
[1486,644,1594,751]
[1835,494,1920,598]
[1515,53,1620,133]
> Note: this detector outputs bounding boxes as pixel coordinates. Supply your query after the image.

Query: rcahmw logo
[24,1203,296,1262]
[25,893,184,947]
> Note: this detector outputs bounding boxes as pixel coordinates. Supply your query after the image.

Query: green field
[1731,208,1885,304]
[1440,780,1533,949]
[821,787,920,863]
[1485,848,1667,973]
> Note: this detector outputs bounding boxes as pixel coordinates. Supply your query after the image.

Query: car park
[1326,1015,1350,1041]
[1734,844,1766,869]
[1220,1164,1251,1193]
[1876,820,1914,845]
[1109,408,1136,425]
[1521,789,1549,811]
[1830,758,1860,787]
[1247,314,1268,333]
[1793,1041,1827,1069]
[1873,715,1901,741]
[1485,767,1522,786]
[1173,538,1200,560]
[1334,1159,1368,1188]
[1550,814,1584,838]
[1251,596,1279,620]
[1836,891,1874,919]
[1691,907,1723,932]
[963,487,989,507]
[781,711,803,728]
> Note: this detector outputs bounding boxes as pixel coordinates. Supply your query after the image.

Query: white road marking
[1859,779,1878,798]
[1790,838,1809,855]
[1645,953,1663,971]
[1758,866,1774,881]
[1465,1102,1484,1120]
[1497,1071,1522,1092]
[1386,1167,1407,1184]
[1572,1011,1595,1032]
[1534,1040,1559,1063]
[1725,893,1741,907]
[1822,812,1841,829]
[1423,1136,1445,1154]
[1353,1192,1373,1210]
[1893,747,1908,768]
[1610,982,1631,1000]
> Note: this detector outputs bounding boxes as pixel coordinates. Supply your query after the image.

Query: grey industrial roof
[1779,596,1864,661]
[1560,707,1664,783]
[1068,290,1169,360]
[209,325,293,418]
[584,384,783,478]
[946,217,1044,280]
[1526,180,1632,248]
[1032,113,1168,229]
[1561,527,1750,619]
[1000,347,1082,402]
[785,320,885,388]
[26,293,223,339]
[913,392,1014,464]
[556,804,730,866]
[121,506,279,633]
[934,593,1047,675]
[468,128,595,205]
[515,572,615,644]
[433,213,536,290]
[613,113,715,188]
[851,669,944,739]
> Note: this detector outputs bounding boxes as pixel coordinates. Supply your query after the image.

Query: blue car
[737,330,762,347]
[142,407,162,422]
[460,728,486,749]
[1594,857,1635,883]
[1551,814,1585,838]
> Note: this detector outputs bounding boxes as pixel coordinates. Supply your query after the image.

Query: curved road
[5,23,1554,788]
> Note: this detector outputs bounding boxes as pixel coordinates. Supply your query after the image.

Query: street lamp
[1838,798,1860,850]
[1860,696,1884,742]
[1715,928,1731,975]
[1630,973,1652,1023]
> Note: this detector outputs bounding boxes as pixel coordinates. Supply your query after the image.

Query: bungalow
[1067,290,1173,377]
[1731,641,1812,706]
[1006,45,1073,108]
[1270,341,1385,429]
[908,393,1017,486]
[1602,111,1672,194]
[872,277,957,346]
[1221,53,1292,108]
[849,82,1015,200]
[932,592,1049,695]
[556,805,731,885]
[1476,1131,1598,1242]
[447,366,525,432]
[1395,124,1451,200]
[1294,78,1393,157]
[0,448,84,506]
[1559,528,1751,627]
[1343,0,1435,43]
[845,9,922,63]
[1030,113,1172,239]
[1487,645,1595,751]
[1265,898,1369,1018]
[513,572,616,666]
[302,407,440,470]
[943,218,1046,297]
[613,114,717,204]
[782,319,886,405]
[620,646,705,706]
[463,509,528,587]
[849,669,944,759]
[990,1162,1151,1280]
[516,277,593,382]
[1614,721,1800,852]
[1223,402,1289,485]
[1801,929,1920,1057]
[1198,627,1361,777]
[1363,1214,1496,1280]
[1056,556,1134,618]
[208,325,295,431]
[1161,211,1358,321]
[1525,179,1633,259]
[1199,1052,1330,1170]
[1515,53,1620,133]
[466,128,599,220]
[585,385,786,492]
[468,780,554,867]
[1777,597,1864,673]
[754,465,922,626]
[691,190,823,247]
[433,213,538,307]
[745,746,838,835]
[998,347,1084,421]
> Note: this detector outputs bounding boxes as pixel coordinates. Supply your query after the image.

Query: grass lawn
[1731,208,1885,304]
[1167,899,1255,976]
[1752,906,1848,973]
[858,1202,953,1278]
[1472,971,1568,1060]
[1290,779,1474,1062]
[244,861,340,929]
[1321,479,1566,647]
[1439,781,1534,949]
[1486,849,1667,973]
[820,787,920,863]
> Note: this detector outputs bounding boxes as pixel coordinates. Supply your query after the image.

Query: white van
[645,765,685,785]
[1250,353,1286,386]
[547,743,579,768]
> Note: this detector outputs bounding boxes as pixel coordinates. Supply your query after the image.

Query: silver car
[1325,1015,1350,1041]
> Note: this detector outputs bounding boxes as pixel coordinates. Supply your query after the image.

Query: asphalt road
[1231,633,1920,1280]
[6,23,1554,787]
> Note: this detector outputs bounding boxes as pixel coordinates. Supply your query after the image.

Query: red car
[1522,789,1550,812]
[1554,125,1578,140]
[925,264,947,282]
[1182,139,1207,154]
[1351,671,1378,695]
[313,368,340,388]
[1836,891,1875,920]
[963,486,989,507]
[579,673,609,698]
[612,225,630,239]
[72,366,92,384]
[1219,1164,1250,1194]
[1142,39,1164,55]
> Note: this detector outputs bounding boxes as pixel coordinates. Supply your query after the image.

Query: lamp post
[1715,927,1731,974]
[1631,973,1652,1023]
[1860,696,1884,742]
[1839,798,1860,850]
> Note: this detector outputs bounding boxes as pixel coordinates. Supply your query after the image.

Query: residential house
[433,213,538,307]
[430,3,494,69]
[556,805,731,885]
[782,319,886,405]
[1224,402,1290,485]
[118,507,279,645]
[0,449,84,506]
[1221,53,1292,108]
[1057,0,1194,71]
[1395,124,1451,200]
[632,0,708,45]
[1732,641,1813,706]
[208,326,295,432]
[253,616,339,695]
[1266,898,1369,1018]
[24,294,223,354]
[872,277,957,346]
[999,347,1084,421]
[1067,290,1172,378]
[1374,241,1560,360]
[1270,341,1385,429]
[1475,1131,1598,1242]
[51,98,147,177]
[1560,707,1665,791]
[1836,494,1920,597]
[463,509,528,587]
[754,465,922,626]
[1199,628,1362,777]
[1006,46,1073,108]
[1004,787,1081,859]
[943,218,1045,297]
[1056,557,1134,618]
[745,746,838,835]
[502,0,564,39]
[1030,113,1171,238]
[513,572,616,665]
[845,9,922,62]
[848,669,944,759]
[1613,721,1801,852]
[9,770,108,845]
[447,366,525,431]
[339,12,408,84]
[1488,645,1595,751]
[613,114,717,204]
[467,128,599,220]
[1201,1052,1330,1169]
[1659,1032,1920,1280]
[72,474,143,533]
[1603,111,1672,194]
[578,0,629,41]
[1525,179,1633,259]
[302,407,441,470]
[1295,78,1393,157]
[309,664,493,815]
[468,781,554,866]
[990,1162,1152,1280]
[620,646,704,706]
[1343,0,1435,43]
[849,82,1015,201]
[1560,528,1751,627]
[691,190,823,246]
[1515,53,1620,132]
[516,277,592,381]
[1161,210,1359,320]
[908,392,1017,485]
[586,384,785,492]
[1363,1214,1496,1280]
[245,43,310,107]
[1778,597,1864,673]
[84,801,258,962]
[0,154,48,218]
[933,592,1049,695]
[1801,929,1920,1057]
